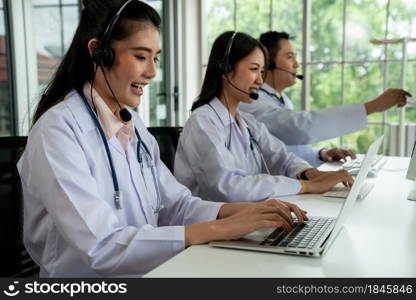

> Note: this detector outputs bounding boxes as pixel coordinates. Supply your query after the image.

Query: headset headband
[223,32,237,67]
[101,0,134,47]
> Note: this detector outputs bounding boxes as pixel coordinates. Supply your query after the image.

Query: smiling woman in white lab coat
[174,31,353,203]
[18,0,309,277]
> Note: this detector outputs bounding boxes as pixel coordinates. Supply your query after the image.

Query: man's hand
[365,88,411,115]
[320,148,356,162]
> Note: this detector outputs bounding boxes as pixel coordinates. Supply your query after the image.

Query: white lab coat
[241,84,323,166]
[174,97,311,203]
[239,83,367,165]
[17,90,223,278]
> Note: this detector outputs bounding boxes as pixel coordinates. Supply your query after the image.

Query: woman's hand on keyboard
[185,200,308,246]
[302,170,354,194]
[210,200,307,241]
[262,199,308,224]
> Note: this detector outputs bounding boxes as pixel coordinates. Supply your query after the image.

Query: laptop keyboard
[323,181,375,199]
[342,154,385,170]
[260,217,335,249]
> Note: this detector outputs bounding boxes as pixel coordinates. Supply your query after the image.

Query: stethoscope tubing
[79,90,163,214]
[247,127,271,175]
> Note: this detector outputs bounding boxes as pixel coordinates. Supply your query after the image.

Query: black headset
[261,34,304,79]
[216,31,259,101]
[216,31,238,75]
[268,59,276,71]
[90,0,135,122]
[91,0,134,68]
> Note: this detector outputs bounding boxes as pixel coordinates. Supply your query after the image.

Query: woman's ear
[87,38,101,57]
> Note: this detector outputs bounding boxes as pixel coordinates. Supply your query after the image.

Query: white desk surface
[146,157,416,277]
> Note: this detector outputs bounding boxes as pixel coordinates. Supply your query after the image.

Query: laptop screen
[406,140,416,180]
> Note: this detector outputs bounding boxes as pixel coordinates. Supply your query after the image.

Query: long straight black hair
[191,31,268,111]
[32,0,161,125]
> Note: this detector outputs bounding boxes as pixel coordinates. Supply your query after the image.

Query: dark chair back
[0,136,39,277]
[147,127,182,173]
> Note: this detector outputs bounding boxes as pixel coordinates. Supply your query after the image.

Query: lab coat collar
[64,90,97,134]
[260,83,283,99]
[208,97,241,127]
[82,83,134,141]
[64,89,138,138]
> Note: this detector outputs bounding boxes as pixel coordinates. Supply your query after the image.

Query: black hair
[191,31,268,111]
[32,0,161,125]
[259,31,293,69]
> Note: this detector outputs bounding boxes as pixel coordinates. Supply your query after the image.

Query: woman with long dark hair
[18,1,307,277]
[174,31,353,203]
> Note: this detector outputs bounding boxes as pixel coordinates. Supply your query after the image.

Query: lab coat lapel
[236,111,250,157]
[68,94,157,226]
[125,146,157,226]
[130,117,159,226]
[108,137,127,156]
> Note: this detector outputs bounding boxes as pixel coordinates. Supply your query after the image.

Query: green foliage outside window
[206,0,416,155]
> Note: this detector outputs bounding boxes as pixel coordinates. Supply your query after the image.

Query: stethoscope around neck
[78,90,164,214]
[246,127,271,175]
[208,102,271,175]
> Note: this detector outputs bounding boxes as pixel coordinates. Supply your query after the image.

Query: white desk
[146,157,416,277]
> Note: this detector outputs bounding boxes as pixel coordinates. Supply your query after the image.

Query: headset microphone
[268,60,303,80]
[119,108,132,122]
[274,66,303,80]
[249,92,259,100]
[217,32,259,100]
[226,77,259,100]
[99,65,132,122]
[91,0,134,123]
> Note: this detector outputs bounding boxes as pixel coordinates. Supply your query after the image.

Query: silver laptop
[323,141,386,199]
[209,136,384,257]
[323,181,375,199]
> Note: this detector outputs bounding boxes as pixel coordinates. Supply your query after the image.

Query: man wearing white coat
[239,31,410,166]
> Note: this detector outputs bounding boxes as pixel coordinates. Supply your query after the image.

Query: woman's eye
[154,57,160,63]
[136,56,146,61]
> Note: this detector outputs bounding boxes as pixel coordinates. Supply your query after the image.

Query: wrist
[218,203,249,219]
[301,180,311,194]
[185,221,222,248]
[297,168,313,180]
[319,148,327,161]
[298,168,320,180]
[217,204,231,219]
[365,99,378,115]
[306,168,321,179]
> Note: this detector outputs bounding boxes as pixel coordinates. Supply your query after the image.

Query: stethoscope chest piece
[114,191,123,210]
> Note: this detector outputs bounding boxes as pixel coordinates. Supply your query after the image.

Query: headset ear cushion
[91,46,114,67]
[91,46,103,65]
[102,47,115,67]
[224,64,231,74]
[216,61,225,74]
[268,60,276,71]
[216,61,232,75]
